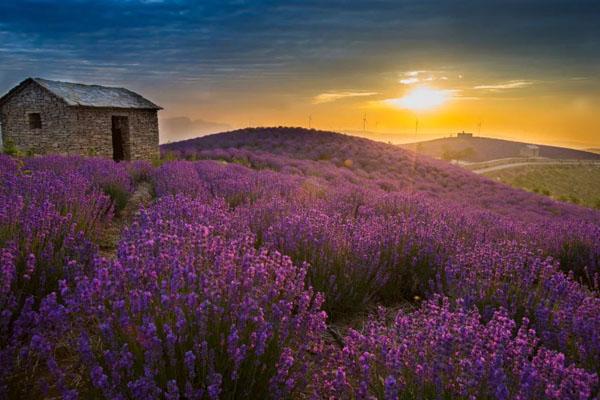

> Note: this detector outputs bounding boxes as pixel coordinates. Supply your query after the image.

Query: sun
[385,87,452,112]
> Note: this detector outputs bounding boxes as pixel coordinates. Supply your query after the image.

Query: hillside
[163,127,600,223]
[484,163,600,209]
[3,128,600,398]
[400,135,600,162]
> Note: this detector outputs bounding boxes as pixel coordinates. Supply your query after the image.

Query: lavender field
[2,127,600,399]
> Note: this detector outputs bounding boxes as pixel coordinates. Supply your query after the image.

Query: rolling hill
[162,127,600,223]
[400,135,600,162]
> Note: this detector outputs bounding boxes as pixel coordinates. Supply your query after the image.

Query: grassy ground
[483,164,600,209]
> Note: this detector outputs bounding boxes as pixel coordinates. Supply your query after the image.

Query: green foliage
[231,157,252,168]
[153,151,177,167]
[2,138,23,156]
[484,164,600,209]
[558,239,598,285]
[103,183,130,214]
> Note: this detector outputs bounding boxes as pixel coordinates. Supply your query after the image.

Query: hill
[400,135,600,162]
[162,127,600,223]
[3,127,600,397]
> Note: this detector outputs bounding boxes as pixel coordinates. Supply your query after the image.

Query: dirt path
[98,181,153,258]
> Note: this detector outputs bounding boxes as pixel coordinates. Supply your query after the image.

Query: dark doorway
[111,116,129,161]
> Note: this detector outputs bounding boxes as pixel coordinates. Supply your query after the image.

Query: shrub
[0,168,103,397]
[61,203,327,399]
[440,242,600,372]
[126,160,153,183]
[2,139,21,157]
[1,137,599,398]
[24,156,134,215]
[103,182,130,214]
[150,161,210,199]
[318,297,597,399]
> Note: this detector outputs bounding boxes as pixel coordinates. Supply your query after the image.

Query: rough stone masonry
[0,78,161,160]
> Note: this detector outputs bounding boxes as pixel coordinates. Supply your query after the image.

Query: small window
[28,113,41,129]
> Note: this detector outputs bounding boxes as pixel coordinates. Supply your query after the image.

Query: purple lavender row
[1,148,599,398]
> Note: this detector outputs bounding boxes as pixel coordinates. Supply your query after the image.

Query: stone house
[0,77,161,160]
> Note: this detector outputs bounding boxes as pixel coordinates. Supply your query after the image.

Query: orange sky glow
[157,69,600,148]
[1,1,598,149]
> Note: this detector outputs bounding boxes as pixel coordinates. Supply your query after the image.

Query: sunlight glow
[385,87,452,111]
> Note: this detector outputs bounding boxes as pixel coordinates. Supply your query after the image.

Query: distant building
[0,77,161,160]
[520,144,540,158]
[457,131,473,139]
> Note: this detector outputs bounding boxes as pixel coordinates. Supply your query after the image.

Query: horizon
[1,0,599,148]
[159,126,599,151]
[160,125,600,152]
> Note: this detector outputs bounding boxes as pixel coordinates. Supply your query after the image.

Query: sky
[1,0,599,147]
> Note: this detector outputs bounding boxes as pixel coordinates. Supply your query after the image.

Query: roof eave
[67,104,162,111]
[0,78,70,108]
[0,78,34,108]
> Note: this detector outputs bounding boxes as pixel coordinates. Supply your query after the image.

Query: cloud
[159,116,231,142]
[0,0,598,109]
[313,91,378,104]
[400,71,424,85]
[400,77,419,85]
[474,80,534,90]
[399,70,447,85]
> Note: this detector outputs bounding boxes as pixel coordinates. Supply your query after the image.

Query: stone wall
[0,82,73,154]
[0,81,160,160]
[72,107,159,160]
